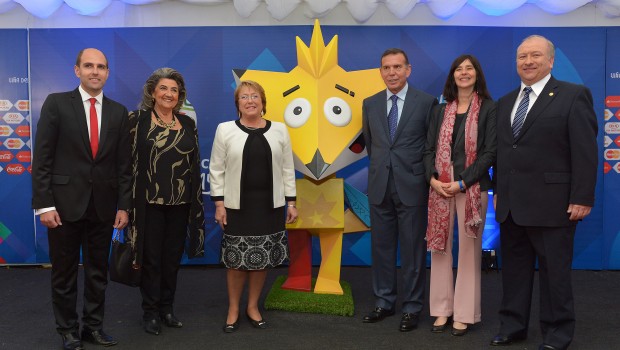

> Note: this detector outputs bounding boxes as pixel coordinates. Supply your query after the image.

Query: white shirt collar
[521,73,551,97]
[386,83,408,101]
[78,85,104,104]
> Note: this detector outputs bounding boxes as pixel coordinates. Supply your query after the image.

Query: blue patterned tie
[512,87,532,138]
[388,94,398,141]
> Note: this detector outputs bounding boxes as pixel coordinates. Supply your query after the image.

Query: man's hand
[567,204,592,221]
[114,210,129,229]
[40,210,62,228]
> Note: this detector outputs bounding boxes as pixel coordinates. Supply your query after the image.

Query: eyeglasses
[239,94,260,101]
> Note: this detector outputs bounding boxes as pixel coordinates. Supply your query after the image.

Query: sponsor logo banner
[605,149,620,160]
[14,125,29,137]
[605,109,614,121]
[5,163,25,175]
[3,138,25,150]
[616,136,620,147]
[614,162,620,174]
[605,122,620,134]
[2,113,25,124]
[15,100,29,112]
[16,151,30,163]
[605,135,613,147]
[0,125,14,137]
[0,151,14,162]
[0,100,13,112]
[606,96,620,107]
[604,162,612,173]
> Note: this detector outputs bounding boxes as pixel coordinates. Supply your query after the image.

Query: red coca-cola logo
[15,125,30,137]
[5,163,25,175]
[607,96,620,107]
[16,151,31,163]
[27,164,32,173]
[0,151,13,162]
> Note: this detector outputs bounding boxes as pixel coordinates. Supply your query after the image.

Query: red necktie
[89,98,99,158]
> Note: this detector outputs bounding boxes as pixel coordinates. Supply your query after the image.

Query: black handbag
[109,228,141,287]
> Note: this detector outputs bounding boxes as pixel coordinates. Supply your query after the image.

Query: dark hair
[442,54,491,102]
[139,67,187,112]
[381,48,410,65]
[75,48,108,68]
[234,80,267,117]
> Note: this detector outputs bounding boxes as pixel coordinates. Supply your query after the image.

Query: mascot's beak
[306,150,330,179]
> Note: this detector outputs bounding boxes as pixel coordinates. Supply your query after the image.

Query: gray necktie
[512,87,532,138]
[388,94,398,141]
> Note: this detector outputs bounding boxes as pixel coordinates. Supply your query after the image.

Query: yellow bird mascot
[234,20,385,294]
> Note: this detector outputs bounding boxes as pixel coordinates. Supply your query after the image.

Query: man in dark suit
[32,48,131,350]
[491,35,597,350]
[361,48,437,332]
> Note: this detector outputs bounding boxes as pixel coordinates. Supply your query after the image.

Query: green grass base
[264,275,354,317]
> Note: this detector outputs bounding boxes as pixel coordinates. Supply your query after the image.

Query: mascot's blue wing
[344,182,371,227]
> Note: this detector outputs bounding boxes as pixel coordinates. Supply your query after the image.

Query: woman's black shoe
[223,320,239,333]
[246,311,268,329]
[431,316,452,333]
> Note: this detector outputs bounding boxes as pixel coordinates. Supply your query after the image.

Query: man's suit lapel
[502,89,520,142]
[518,76,558,139]
[70,89,92,158]
[97,96,112,159]
[393,88,416,142]
[377,91,391,142]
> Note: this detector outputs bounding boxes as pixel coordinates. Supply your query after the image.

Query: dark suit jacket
[32,88,132,222]
[423,99,496,191]
[362,85,437,206]
[495,76,598,227]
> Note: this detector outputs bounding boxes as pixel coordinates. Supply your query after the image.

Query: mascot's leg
[281,229,312,292]
[314,229,344,295]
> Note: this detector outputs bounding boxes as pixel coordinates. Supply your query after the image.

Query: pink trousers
[429,190,488,324]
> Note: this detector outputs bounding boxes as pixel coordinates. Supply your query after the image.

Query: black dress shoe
[61,332,83,350]
[143,318,161,335]
[491,334,526,346]
[451,325,468,336]
[161,313,183,328]
[223,320,240,333]
[81,329,118,347]
[246,311,268,329]
[399,313,419,332]
[362,307,395,323]
[431,316,452,333]
[539,345,561,350]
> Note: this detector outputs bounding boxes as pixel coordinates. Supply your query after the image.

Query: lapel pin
[549,92,554,96]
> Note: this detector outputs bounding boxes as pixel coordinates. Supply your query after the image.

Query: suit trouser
[429,191,487,324]
[140,203,189,319]
[48,195,114,334]
[498,214,576,350]
[369,173,427,314]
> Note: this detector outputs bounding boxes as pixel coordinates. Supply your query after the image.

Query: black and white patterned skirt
[220,230,289,270]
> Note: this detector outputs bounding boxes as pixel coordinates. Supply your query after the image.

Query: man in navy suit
[361,48,437,332]
[32,48,131,350]
[491,35,598,350]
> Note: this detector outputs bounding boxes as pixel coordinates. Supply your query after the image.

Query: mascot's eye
[284,98,311,128]
[323,97,352,127]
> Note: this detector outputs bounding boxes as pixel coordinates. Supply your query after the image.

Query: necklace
[153,109,176,129]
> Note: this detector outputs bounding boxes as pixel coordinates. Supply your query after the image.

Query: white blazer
[209,120,296,209]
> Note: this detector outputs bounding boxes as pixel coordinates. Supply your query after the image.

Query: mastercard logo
[5,163,25,175]
[606,96,620,107]
[16,100,29,111]
[4,138,24,150]
[16,151,31,163]
[604,149,620,160]
[0,125,13,136]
